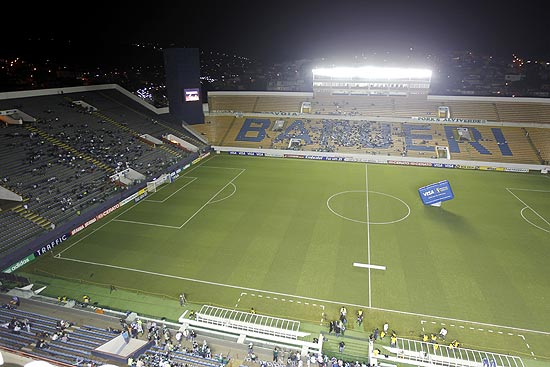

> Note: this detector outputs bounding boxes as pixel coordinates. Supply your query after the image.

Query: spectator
[339,341,345,353]
[439,327,448,340]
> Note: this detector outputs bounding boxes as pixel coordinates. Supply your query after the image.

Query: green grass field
[18,154,550,362]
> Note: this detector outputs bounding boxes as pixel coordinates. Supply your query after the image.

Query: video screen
[184,88,200,102]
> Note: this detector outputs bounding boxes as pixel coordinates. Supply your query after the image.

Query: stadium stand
[0,87,208,258]
[0,294,239,367]
[201,85,550,167]
[255,96,303,113]
[192,116,235,146]
[208,94,259,113]
[208,92,550,128]
[525,127,550,164]
[205,115,543,164]
[494,101,550,123]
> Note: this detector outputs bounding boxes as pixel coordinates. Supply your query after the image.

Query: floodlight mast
[312,66,432,80]
[311,65,432,96]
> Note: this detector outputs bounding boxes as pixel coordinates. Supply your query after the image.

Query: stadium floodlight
[312,66,432,80]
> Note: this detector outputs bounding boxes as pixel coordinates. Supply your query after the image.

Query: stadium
[0,56,549,367]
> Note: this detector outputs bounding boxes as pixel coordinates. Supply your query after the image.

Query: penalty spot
[353,262,386,270]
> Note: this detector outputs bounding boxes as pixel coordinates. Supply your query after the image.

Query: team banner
[418,180,455,205]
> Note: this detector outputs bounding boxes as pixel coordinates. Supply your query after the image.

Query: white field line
[113,169,244,229]
[209,182,237,204]
[177,169,245,229]
[145,177,197,203]
[56,154,218,256]
[520,208,550,233]
[365,164,372,308]
[507,188,550,193]
[199,166,247,170]
[240,293,326,310]
[109,219,180,229]
[53,254,550,336]
[55,198,142,257]
[353,263,386,270]
[506,187,550,232]
[54,157,550,337]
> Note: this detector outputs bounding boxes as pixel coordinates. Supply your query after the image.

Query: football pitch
[20,154,550,360]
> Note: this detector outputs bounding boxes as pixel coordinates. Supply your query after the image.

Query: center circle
[326,190,411,224]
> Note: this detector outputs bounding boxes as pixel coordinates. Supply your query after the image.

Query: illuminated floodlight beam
[312,66,432,79]
[353,262,387,270]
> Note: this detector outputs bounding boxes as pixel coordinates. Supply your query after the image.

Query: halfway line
[366,164,372,307]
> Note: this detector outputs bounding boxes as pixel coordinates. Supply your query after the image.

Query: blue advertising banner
[418,180,455,205]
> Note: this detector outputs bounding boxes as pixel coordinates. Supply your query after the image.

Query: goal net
[146,173,173,193]
[435,145,450,159]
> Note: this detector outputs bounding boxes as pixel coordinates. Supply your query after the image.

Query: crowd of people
[419,327,461,350]
[127,324,227,367]
[270,119,394,153]
[1,314,31,334]
[0,98,197,255]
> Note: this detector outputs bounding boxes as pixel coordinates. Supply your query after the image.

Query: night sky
[3,0,550,63]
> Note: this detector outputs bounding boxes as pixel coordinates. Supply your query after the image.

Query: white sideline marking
[353,263,386,270]
[56,253,550,336]
[53,155,550,338]
[111,219,180,229]
[200,166,247,170]
[55,198,142,256]
[56,154,218,257]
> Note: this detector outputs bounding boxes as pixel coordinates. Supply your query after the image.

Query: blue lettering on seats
[236,119,271,142]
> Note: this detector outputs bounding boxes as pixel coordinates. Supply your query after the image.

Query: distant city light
[312,66,432,79]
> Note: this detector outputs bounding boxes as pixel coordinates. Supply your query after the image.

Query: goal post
[435,146,450,159]
[146,173,173,193]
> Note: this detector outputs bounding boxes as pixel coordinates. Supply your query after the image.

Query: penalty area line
[353,262,386,271]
